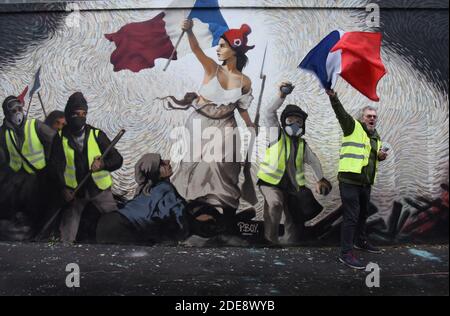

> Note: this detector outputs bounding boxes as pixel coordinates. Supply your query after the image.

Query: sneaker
[339,251,366,270]
[354,241,382,254]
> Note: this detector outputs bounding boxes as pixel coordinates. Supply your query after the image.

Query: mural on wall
[0,0,448,242]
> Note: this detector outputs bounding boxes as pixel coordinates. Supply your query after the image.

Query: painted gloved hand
[279,81,295,99]
[326,89,337,97]
[91,156,105,172]
[316,178,332,196]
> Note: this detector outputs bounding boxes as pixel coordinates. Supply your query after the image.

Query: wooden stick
[25,95,33,120]
[241,44,269,205]
[37,92,48,119]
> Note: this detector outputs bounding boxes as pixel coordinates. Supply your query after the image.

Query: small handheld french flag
[299,30,387,102]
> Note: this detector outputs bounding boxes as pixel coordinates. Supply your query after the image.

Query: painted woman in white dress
[169,19,256,214]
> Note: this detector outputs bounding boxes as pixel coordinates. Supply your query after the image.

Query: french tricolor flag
[105,0,229,73]
[299,30,387,102]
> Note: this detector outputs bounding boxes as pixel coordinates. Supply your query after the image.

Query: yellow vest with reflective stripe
[338,120,382,175]
[62,129,113,190]
[257,132,305,186]
[5,119,46,174]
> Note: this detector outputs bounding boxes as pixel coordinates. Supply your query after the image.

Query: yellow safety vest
[257,132,305,186]
[339,120,382,176]
[62,128,112,190]
[5,119,46,174]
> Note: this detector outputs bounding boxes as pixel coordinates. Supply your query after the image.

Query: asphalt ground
[0,241,448,296]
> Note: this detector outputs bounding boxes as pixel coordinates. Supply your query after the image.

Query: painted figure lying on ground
[97,153,249,245]
[164,20,257,220]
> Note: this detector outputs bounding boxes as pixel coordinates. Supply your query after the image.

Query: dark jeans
[339,182,371,254]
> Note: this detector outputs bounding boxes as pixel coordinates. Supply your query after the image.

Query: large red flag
[105,12,177,73]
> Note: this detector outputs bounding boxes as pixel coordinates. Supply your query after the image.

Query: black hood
[2,96,21,116]
[280,104,308,128]
[65,92,88,118]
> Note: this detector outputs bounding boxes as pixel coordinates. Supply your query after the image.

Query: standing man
[257,83,332,246]
[0,95,57,238]
[51,92,123,242]
[326,89,388,269]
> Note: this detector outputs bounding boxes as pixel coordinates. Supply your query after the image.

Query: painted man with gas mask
[257,82,332,246]
[50,92,123,242]
[0,95,57,240]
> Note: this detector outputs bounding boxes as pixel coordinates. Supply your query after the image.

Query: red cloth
[332,32,387,102]
[105,12,176,73]
[17,86,29,104]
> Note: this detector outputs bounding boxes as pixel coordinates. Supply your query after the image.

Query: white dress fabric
[171,68,254,210]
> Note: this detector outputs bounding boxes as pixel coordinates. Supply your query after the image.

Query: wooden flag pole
[163,30,186,72]
[37,92,48,119]
[25,95,34,120]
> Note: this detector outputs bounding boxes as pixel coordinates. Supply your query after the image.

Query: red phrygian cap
[222,24,255,54]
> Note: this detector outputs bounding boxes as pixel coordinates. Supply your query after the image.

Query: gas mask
[10,112,25,126]
[280,105,308,138]
[285,123,303,137]
[5,99,25,127]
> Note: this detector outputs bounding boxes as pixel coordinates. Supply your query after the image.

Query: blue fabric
[298,30,342,89]
[118,181,186,233]
[29,66,42,98]
[188,0,229,46]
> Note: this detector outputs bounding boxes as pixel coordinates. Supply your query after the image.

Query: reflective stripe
[260,162,284,176]
[259,169,283,181]
[340,154,365,160]
[29,157,45,164]
[342,142,365,148]
[92,172,110,180]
